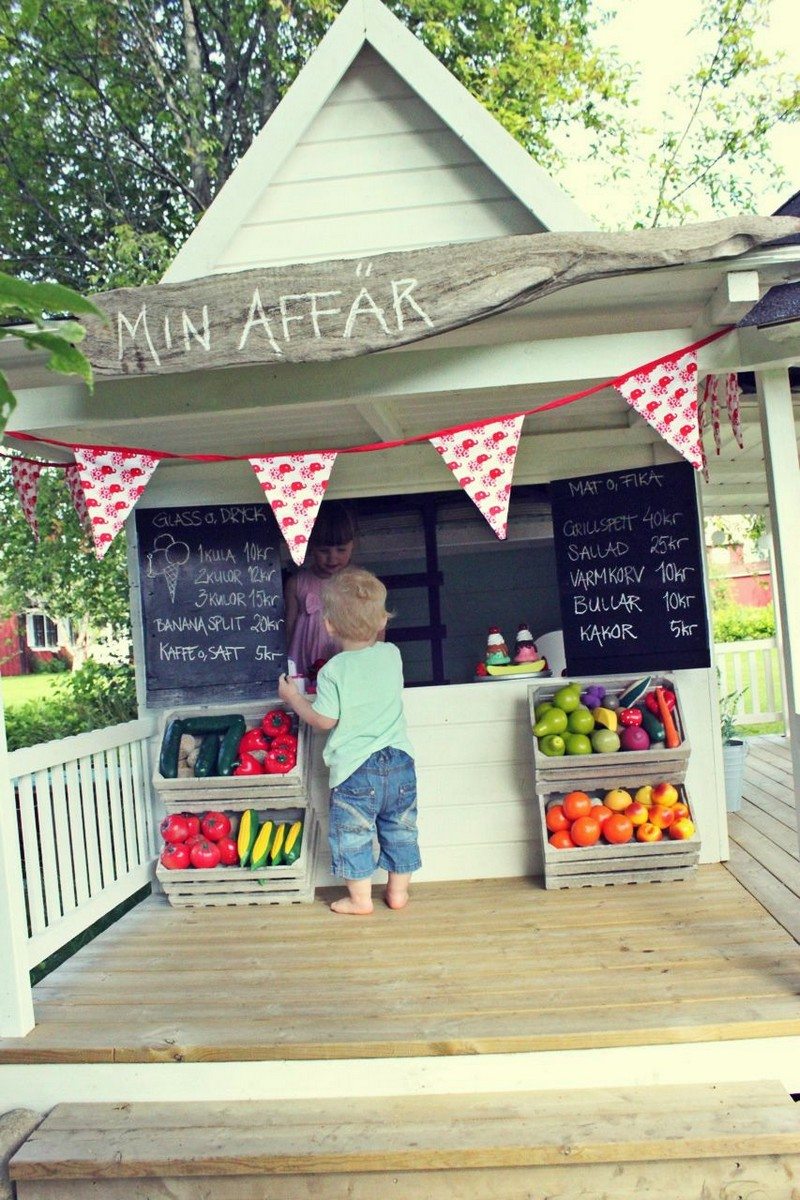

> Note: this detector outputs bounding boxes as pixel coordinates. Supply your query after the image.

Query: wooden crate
[538,784,700,889]
[153,700,310,809]
[529,673,690,795]
[156,807,318,906]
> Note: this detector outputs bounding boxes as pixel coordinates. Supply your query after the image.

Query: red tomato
[562,791,592,821]
[570,815,601,846]
[160,842,190,870]
[180,813,201,838]
[200,811,232,842]
[190,838,221,869]
[160,814,190,843]
[549,830,575,850]
[603,814,634,844]
[545,804,570,833]
[216,837,239,866]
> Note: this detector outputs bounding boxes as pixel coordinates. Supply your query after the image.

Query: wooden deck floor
[1,735,797,1068]
[725,735,800,942]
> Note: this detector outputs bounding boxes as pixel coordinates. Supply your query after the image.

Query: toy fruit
[590,803,613,826]
[546,804,570,833]
[592,706,618,732]
[618,707,643,727]
[626,801,649,826]
[217,836,239,866]
[160,814,190,843]
[534,701,554,721]
[636,705,665,742]
[567,706,595,735]
[672,801,691,821]
[533,707,568,737]
[238,728,270,755]
[233,752,264,776]
[200,811,232,842]
[654,686,681,748]
[539,734,566,756]
[591,727,620,754]
[645,687,676,714]
[648,805,676,830]
[160,842,190,870]
[636,822,663,842]
[565,732,592,756]
[552,682,582,713]
[669,817,696,839]
[265,745,296,774]
[261,708,293,737]
[604,788,633,812]
[571,815,601,846]
[652,781,679,806]
[603,813,634,844]
[635,785,654,807]
[618,676,651,707]
[189,837,221,869]
[562,791,592,821]
[620,725,650,752]
[549,829,575,849]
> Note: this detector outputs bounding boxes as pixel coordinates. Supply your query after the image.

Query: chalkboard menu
[550,462,710,676]
[135,504,286,706]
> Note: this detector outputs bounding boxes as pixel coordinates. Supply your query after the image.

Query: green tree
[0,462,131,655]
[0,0,631,292]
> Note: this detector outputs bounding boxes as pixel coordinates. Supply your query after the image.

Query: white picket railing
[714,637,784,725]
[8,717,158,969]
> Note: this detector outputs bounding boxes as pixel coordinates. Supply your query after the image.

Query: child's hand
[278,673,300,706]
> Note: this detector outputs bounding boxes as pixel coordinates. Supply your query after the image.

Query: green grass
[1,673,63,708]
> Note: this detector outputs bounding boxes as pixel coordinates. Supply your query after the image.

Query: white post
[756,368,800,851]
[0,689,35,1035]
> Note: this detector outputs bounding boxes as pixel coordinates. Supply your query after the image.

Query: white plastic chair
[535,629,566,677]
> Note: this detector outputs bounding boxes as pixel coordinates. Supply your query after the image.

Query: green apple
[591,727,621,754]
[567,705,595,735]
[565,732,592,755]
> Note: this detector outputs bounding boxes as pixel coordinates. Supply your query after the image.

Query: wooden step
[11,1080,800,1199]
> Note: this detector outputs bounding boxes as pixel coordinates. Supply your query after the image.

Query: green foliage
[4,659,137,751]
[0,0,631,292]
[718,682,747,743]
[0,270,103,429]
[712,604,776,643]
[0,460,131,638]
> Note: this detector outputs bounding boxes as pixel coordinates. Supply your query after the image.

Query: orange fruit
[603,813,634,844]
[570,815,601,846]
[549,829,575,850]
[562,791,592,821]
[591,803,613,826]
[604,788,633,812]
[545,804,570,833]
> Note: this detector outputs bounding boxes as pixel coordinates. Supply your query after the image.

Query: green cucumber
[635,704,664,743]
[194,732,220,777]
[159,718,184,778]
[218,716,247,776]
[181,713,245,734]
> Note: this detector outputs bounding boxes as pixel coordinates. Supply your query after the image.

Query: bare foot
[330,896,373,916]
[384,888,409,910]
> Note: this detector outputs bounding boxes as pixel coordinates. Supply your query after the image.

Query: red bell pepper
[261,708,293,737]
[645,688,676,715]
[618,707,643,727]
[233,751,264,776]
[265,746,296,774]
[238,728,270,755]
[270,732,298,756]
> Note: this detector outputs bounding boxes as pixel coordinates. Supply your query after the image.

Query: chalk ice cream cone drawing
[147,534,190,603]
[484,626,511,666]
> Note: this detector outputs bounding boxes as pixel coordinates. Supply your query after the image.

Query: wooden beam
[353,400,404,441]
[706,270,761,325]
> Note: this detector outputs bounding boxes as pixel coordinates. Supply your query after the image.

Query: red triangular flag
[11,459,42,540]
[616,351,701,468]
[65,463,92,534]
[725,373,743,449]
[72,448,160,559]
[249,452,338,565]
[430,416,524,538]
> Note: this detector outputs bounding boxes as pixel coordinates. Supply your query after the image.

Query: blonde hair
[322,567,391,642]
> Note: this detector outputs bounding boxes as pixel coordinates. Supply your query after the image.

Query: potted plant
[719,680,748,812]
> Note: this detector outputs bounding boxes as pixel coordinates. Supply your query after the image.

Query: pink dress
[287,570,340,677]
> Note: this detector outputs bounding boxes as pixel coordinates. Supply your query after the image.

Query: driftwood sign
[84,216,800,377]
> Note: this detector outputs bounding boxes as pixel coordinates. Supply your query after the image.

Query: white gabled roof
[163,0,594,283]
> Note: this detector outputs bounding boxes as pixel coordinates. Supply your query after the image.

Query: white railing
[8,717,158,969]
[715,637,784,725]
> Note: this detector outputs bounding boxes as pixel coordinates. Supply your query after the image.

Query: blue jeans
[329,747,421,881]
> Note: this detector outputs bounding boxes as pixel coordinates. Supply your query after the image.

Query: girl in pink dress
[285,503,357,679]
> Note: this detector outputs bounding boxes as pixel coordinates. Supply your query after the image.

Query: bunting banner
[65,463,92,535]
[72,448,161,558]
[726,372,744,448]
[615,351,701,469]
[430,415,524,539]
[11,458,42,540]
[249,452,338,565]
[697,377,710,482]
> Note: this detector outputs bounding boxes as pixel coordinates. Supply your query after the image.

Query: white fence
[8,717,158,969]
[715,637,784,726]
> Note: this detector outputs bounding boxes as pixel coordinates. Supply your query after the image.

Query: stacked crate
[153,701,317,906]
[529,674,700,889]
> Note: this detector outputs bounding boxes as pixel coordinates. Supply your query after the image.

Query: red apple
[636,822,663,843]
[648,805,676,830]
[626,801,649,827]
[672,801,691,821]
[669,817,696,840]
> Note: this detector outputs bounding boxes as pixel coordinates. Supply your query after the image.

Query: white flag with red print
[249,452,338,565]
[72,448,161,558]
[430,416,524,539]
[65,463,92,535]
[11,459,43,540]
[615,351,702,468]
[725,372,743,448]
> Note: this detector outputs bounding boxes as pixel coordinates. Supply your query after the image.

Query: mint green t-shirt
[312,642,414,788]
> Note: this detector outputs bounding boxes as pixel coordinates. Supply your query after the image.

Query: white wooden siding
[215,47,542,272]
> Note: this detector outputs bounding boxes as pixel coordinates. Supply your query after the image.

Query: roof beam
[706,270,760,325]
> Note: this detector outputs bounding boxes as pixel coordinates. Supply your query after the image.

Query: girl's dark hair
[309,501,358,548]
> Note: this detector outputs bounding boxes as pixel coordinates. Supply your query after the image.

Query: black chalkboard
[134,504,286,706]
[550,462,710,676]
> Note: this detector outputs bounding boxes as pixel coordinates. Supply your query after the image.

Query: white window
[25,611,60,651]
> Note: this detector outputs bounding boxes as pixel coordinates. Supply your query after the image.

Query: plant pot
[722,738,748,812]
